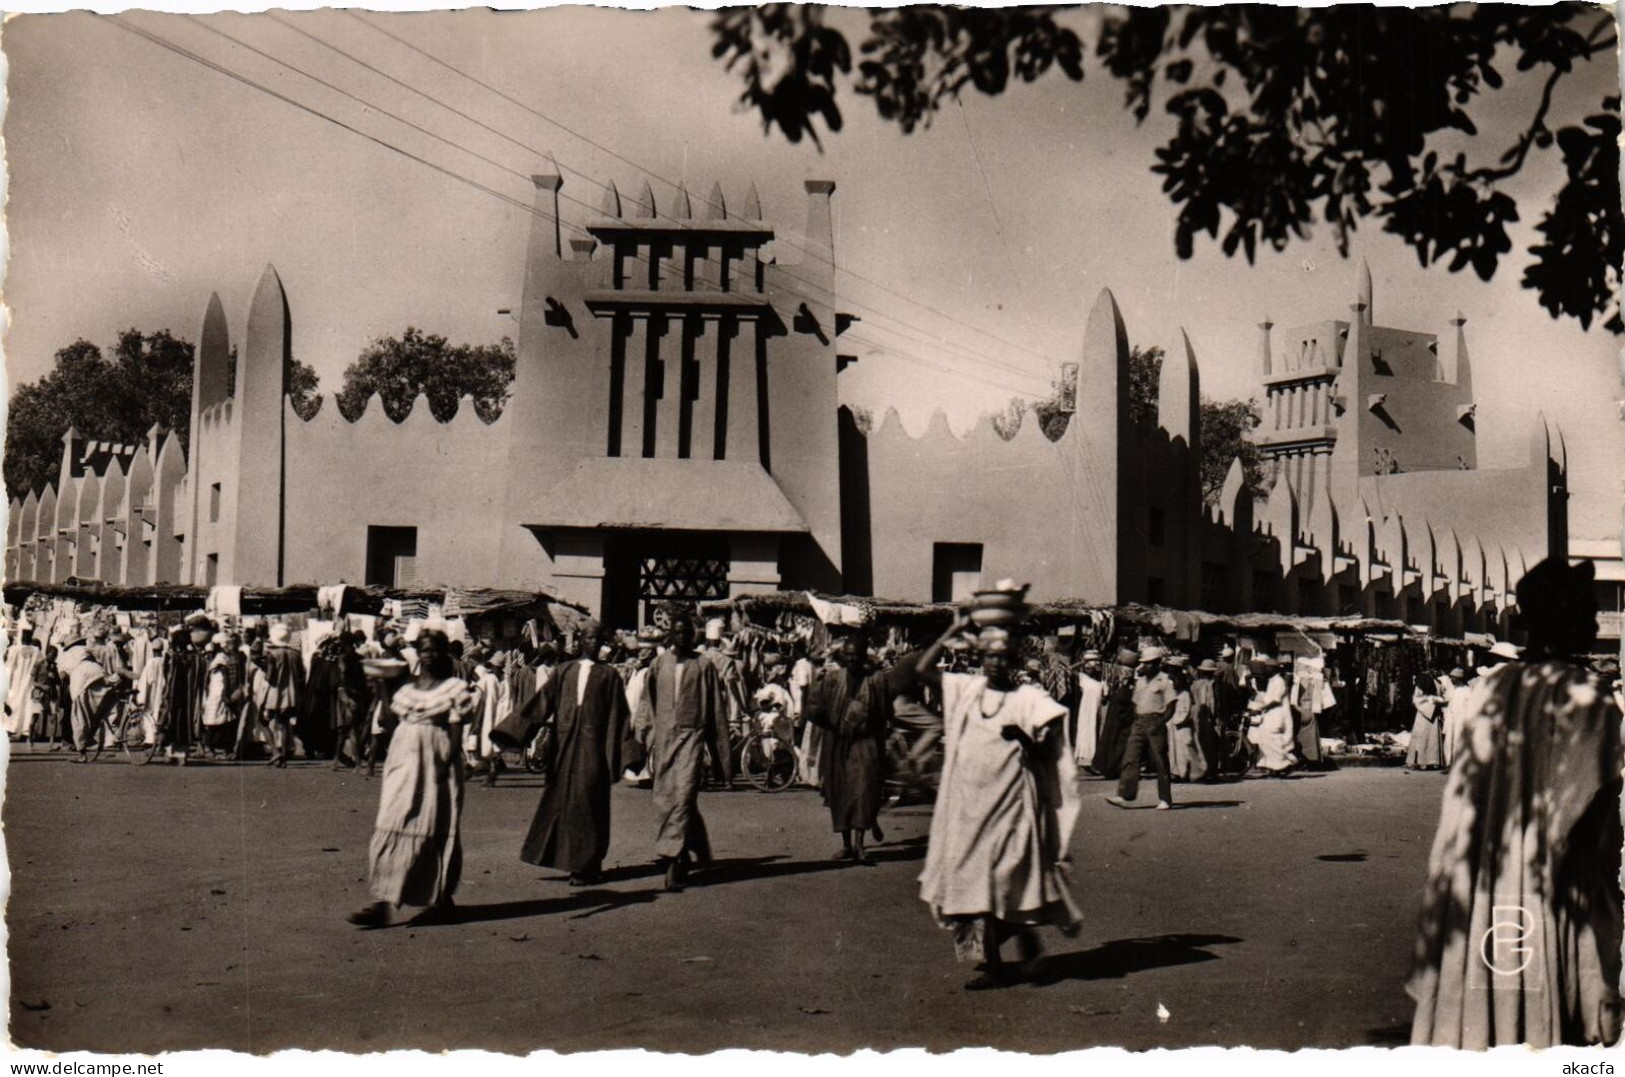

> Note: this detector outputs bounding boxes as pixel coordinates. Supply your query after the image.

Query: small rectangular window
[205,553,219,586]
[209,483,222,523]
[1200,562,1226,610]
[1148,506,1165,547]
[366,526,419,588]
[1146,576,1165,605]
[931,542,984,604]
[1252,570,1276,611]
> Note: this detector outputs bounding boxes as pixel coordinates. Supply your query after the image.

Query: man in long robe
[620,627,659,783]
[161,619,215,763]
[4,630,43,738]
[633,612,731,892]
[801,628,912,864]
[1190,660,1223,783]
[1438,667,1471,766]
[520,625,629,886]
[1072,650,1105,771]
[1409,558,1622,1047]
[57,637,115,761]
[701,621,752,739]
[1091,648,1141,780]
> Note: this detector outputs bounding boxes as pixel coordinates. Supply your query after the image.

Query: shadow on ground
[1028,932,1243,986]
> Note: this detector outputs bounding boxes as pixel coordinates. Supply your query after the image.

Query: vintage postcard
[2,2,1620,1062]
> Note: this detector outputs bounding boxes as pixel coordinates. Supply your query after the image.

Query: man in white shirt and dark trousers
[1105,645,1178,810]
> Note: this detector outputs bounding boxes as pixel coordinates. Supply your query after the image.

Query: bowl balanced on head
[966,579,1031,627]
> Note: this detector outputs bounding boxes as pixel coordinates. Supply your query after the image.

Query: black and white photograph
[1,1,1621,1061]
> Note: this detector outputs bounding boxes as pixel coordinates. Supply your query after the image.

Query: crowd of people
[3,555,1621,1040]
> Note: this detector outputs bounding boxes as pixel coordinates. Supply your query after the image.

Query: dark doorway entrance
[600,530,732,630]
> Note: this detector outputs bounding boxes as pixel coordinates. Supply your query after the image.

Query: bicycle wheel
[119,707,160,766]
[85,718,110,763]
[740,733,797,792]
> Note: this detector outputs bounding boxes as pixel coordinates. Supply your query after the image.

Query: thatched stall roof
[1111,604,1412,636]
[5,579,588,620]
[701,591,1413,640]
[3,579,318,613]
[699,591,959,627]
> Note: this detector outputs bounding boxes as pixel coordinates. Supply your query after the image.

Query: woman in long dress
[1405,674,1444,771]
[915,612,1082,990]
[349,629,477,929]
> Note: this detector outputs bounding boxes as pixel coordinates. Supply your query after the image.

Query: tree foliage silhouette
[335,328,515,423]
[5,331,324,499]
[711,4,1620,331]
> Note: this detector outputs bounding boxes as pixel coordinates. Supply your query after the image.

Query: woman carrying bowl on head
[349,628,478,929]
[914,588,1083,991]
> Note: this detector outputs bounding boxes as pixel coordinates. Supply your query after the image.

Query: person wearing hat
[1162,654,1206,782]
[256,623,306,768]
[1105,644,1179,809]
[1072,650,1106,772]
[632,609,733,892]
[1474,639,1522,679]
[1410,556,1622,1047]
[1089,647,1141,779]
[701,619,753,744]
[801,625,912,865]
[912,611,1082,990]
[518,621,631,887]
[1190,659,1222,782]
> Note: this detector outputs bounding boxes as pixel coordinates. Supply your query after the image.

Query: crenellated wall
[281,394,509,586]
[3,189,1565,641]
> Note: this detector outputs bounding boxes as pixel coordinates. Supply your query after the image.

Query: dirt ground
[4,750,1447,1053]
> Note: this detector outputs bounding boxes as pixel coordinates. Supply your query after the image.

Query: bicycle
[84,683,161,766]
[737,720,797,792]
[884,703,943,804]
[497,722,551,776]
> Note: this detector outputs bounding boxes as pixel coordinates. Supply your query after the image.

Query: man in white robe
[1073,650,1105,770]
[4,630,44,737]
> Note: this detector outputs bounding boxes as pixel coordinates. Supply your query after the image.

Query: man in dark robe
[160,618,214,764]
[633,611,731,892]
[519,624,629,886]
[801,628,912,864]
[1090,648,1140,779]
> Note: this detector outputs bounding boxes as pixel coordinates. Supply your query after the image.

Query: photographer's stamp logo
[1479,903,1538,979]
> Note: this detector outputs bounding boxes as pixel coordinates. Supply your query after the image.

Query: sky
[3,6,1620,537]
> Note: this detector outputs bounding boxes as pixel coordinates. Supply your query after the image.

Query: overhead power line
[102,14,1050,399]
[186,13,1054,389]
[341,10,1061,372]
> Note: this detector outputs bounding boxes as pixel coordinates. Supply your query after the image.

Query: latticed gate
[639,555,729,626]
